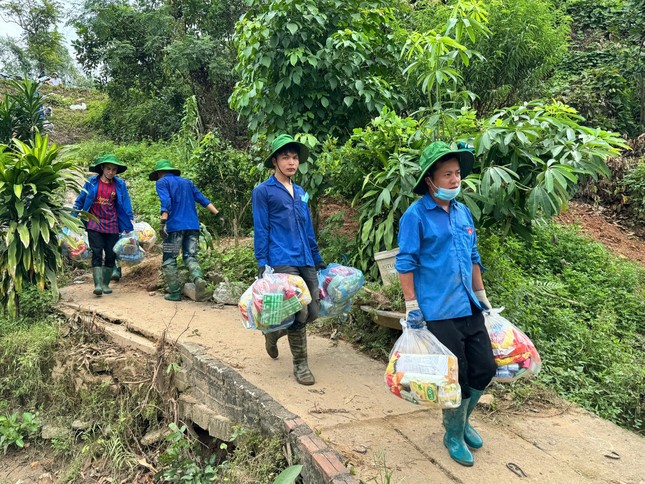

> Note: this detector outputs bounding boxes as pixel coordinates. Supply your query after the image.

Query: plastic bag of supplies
[58,227,90,261]
[385,319,461,408]
[317,263,364,317]
[133,221,156,249]
[113,232,144,266]
[238,267,311,333]
[484,308,542,382]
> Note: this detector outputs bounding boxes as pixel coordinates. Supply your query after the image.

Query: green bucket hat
[413,141,475,195]
[90,154,127,174]
[148,159,181,181]
[263,134,310,168]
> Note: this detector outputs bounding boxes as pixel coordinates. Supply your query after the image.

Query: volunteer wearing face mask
[394,141,497,467]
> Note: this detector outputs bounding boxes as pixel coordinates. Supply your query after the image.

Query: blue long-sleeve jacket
[395,194,485,321]
[73,175,134,233]
[155,174,211,233]
[252,175,323,268]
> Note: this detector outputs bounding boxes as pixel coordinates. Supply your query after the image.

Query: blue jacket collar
[420,193,457,211]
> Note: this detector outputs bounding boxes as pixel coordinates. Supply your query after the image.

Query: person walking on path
[73,154,134,297]
[394,141,497,467]
[149,159,222,302]
[252,134,326,386]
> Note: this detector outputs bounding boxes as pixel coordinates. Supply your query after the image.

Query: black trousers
[426,303,497,399]
[87,230,119,268]
[272,266,319,332]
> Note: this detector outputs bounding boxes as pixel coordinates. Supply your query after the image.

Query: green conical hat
[90,154,127,174]
[413,142,475,195]
[149,159,181,181]
[263,134,310,168]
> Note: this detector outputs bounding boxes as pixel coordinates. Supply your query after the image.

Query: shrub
[479,223,644,432]
[622,162,645,225]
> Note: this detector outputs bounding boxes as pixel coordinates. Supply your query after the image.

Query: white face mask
[429,180,461,200]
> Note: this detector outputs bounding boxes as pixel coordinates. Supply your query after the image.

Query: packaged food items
[484,308,542,382]
[317,264,365,317]
[385,320,461,408]
[133,221,156,249]
[238,267,312,333]
[58,227,90,261]
[113,232,144,266]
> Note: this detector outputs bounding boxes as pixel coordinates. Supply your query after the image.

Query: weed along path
[59,278,644,484]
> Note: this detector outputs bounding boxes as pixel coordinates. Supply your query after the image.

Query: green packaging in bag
[261,293,303,327]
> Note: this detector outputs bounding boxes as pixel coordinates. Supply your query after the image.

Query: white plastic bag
[485,308,542,382]
[385,320,461,408]
[133,221,157,249]
[238,267,311,333]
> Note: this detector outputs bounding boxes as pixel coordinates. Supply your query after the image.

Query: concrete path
[59,282,644,484]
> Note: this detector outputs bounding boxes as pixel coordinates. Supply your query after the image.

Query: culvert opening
[3,309,300,482]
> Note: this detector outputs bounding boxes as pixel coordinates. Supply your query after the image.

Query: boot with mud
[464,388,485,449]
[264,329,287,359]
[287,328,315,385]
[188,264,208,301]
[102,267,113,294]
[163,266,182,301]
[92,267,103,296]
[442,398,474,466]
[110,265,122,282]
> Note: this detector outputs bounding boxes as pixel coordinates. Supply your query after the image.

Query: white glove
[474,289,492,311]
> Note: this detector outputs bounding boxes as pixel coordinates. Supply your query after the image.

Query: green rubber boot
[465,388,484,449]
[442,398,474,466]
[163,265,182,301]
[92,267,103,296]
[188,263,208,301]
[111,265,122,282]
[102,267,113,294]
[264,329,288,359]
[287,328,315,385]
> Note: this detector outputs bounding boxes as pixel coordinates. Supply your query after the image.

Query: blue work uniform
[394,194,485,321]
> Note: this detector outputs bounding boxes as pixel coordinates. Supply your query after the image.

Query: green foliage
[553,0,645,134]
[467,100,628,235]
[230,0,408,142]
[0,411,39,454]
[273,465,303,484]
[72,0,246,142]
[190,133,263,239]
[402,0,490,113]
[461,0,570,113]
[0,319,59,407]
[479,223,644,432]
[156,423,219,482]
[0,78,46,144]
[0,0,73,76]
[200,244,257,286]
[622,162,645,225]
[157,423,290,483]
[0,133,85,316]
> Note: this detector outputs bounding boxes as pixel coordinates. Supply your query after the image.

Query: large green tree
[230,0,410,144]
[0,0,70,75]
[72,0,246,142]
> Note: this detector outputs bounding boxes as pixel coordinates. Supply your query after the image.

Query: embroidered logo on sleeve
[301,192,310,203]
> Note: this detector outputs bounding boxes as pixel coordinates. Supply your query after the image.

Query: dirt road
[59,274,644,484]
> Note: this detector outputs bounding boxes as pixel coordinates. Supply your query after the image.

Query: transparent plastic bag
[133,221,157,249]
[385,320,461,408]
[238,267,311,333]
[58,227,90,261]
[484,308,542,382]
[113,232,144,266]
[317,263,365,317]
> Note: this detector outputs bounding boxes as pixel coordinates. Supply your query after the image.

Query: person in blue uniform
[395,141,496,467]
[252,134,326,386]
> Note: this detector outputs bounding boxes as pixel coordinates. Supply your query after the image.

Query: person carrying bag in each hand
[252,134,326,386]
[395,141,497,467]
